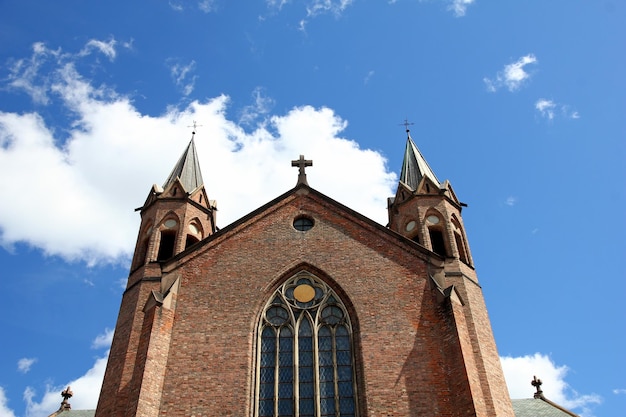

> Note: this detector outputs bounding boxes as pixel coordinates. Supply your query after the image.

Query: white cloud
[117,277,128,290]
[22,354,108,417]
[535,98,580,121]
[484,54,538,92]
[535,99,556,120]
[266,0,290,10]
[298,19,308,32]
[0,45,397,266]
[262,0,356,32]
[613,389,626,395]
[168,0,184,11]
[239,87,275,126]
[364,70,375,85]
[79,39,117,61]
[198,0,216,12]
[502,353,601,416]
[266,0,353,28]
[306,0,353,17]
[0,387,17,417]
[5,39,126,105]
[166,58,198,96]
[447,0,475,17]
[5,42,59,105]
[17,358,38,374]
[91,329,114,350]
[168,0,215,12]
[505,196,517,206]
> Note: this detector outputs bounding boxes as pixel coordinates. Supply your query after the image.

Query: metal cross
[399,118,414,133]
[188,120,203,136]
[291,155,313,186]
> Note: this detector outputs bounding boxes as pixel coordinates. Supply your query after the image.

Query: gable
[153,186,469,416]
[164,184,439,274]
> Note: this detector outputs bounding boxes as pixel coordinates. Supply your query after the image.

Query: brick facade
[96,145,514,416]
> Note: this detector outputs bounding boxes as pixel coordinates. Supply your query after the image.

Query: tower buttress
[96,136,215,417]
[388,130,513,416]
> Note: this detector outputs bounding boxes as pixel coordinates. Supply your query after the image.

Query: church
[51,130,580,416]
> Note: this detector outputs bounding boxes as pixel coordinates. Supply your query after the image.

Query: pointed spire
[399,131,440,191]
[163,137,204,193]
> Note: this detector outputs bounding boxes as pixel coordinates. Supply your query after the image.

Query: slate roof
[48,410,95,417]
[399,133,440,190]
[512,398,580,417]
[163,137,204,192]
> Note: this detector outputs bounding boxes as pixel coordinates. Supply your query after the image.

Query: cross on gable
[531,376,543,398]
[291,155,313,186]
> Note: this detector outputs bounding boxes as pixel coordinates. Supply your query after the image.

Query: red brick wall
[95,276,160,416]
[97,187,513,417]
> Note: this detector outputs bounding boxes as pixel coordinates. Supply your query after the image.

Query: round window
[427,215,440,224]
[293,216,314,231]
[164,219,178,229]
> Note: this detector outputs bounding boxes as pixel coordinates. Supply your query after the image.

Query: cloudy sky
[0,1,624,417]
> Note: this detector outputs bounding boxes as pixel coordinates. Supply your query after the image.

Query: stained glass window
[256,272,358,417]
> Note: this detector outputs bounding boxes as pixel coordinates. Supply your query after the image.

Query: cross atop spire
[188,120,203,137]
[399,118,414,135]
[291,155,313,186]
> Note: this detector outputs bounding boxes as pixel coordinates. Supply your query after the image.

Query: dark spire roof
[163,137,204,192]
[399,132,440,190]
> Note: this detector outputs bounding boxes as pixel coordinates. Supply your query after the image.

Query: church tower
[95,134,216,416]
[387,129,513,416]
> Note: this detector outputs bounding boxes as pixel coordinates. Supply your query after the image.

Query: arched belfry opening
[157,216,179,261]
[255,272,358,417]
[184,219,204,250]
[424,211,448,257]
[451,215,470,265]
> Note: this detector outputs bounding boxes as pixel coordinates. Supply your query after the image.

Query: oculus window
[256,272,357,417]
[293,216,315,232]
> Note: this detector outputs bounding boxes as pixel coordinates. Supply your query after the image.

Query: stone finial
[60,386,73,410]
[532,376,544,399]
[291,155,313,186]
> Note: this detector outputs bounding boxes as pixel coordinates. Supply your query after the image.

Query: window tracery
[256,273,357,417]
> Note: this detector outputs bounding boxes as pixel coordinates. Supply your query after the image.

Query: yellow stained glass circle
[293,284,315,303]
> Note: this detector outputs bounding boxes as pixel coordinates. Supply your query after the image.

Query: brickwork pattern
[97,186,514,417]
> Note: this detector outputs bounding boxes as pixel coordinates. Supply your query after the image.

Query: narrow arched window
[256,273,358,417]
[454,232,468,263]
[157,218,179,261]
[429,228,447,257]
[157,231,176,260]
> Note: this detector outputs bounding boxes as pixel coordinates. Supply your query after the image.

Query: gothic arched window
[256,272,357,417]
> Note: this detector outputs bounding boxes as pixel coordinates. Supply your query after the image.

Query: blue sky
[0,1,624,416]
